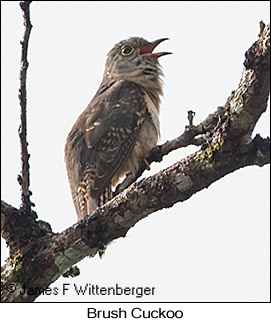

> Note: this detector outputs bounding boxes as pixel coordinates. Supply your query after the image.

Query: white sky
[1,1,270,304]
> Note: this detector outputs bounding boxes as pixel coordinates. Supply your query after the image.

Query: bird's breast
[112,92,160,186]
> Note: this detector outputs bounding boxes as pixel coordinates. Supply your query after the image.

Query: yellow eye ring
[120,44,134,56]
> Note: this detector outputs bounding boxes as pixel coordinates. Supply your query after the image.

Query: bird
[65,37,171,221]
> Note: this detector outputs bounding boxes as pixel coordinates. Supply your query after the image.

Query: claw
[143,158,150,170]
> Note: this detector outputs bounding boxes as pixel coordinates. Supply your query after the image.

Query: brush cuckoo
[65,37,171,220]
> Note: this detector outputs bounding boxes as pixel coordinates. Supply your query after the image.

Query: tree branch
[1,22,269,302]
[17,1,34,212]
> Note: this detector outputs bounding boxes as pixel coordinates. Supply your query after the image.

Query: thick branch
[1,23,270,302]
[18,1,33,212]
[1,131,269,302]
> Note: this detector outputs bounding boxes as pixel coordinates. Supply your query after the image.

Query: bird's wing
[65,80,147,217]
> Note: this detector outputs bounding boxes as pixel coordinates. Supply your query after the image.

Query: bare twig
[18,1,34,212]
[187,110,196,127]
[259,20,266,37]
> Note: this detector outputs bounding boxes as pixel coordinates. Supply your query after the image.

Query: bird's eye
[120,44,134,56]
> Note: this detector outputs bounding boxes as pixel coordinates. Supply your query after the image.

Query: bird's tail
[98,186,113,207]
[76,176,113,220]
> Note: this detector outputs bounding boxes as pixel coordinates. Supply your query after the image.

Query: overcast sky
[1,1,270,303]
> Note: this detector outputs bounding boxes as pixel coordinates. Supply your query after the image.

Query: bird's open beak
[138,38,172,58]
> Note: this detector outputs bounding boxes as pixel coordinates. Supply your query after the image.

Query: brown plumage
[65,37,171,220]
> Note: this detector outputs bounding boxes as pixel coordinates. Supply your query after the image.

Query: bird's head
[103,37,172,87]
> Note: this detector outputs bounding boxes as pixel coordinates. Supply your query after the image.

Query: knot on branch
[1,201,53,257]
[252,134,270,166]
[62,266,80,278]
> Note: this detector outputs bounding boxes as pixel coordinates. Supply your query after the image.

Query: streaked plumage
[65,37,171,220]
